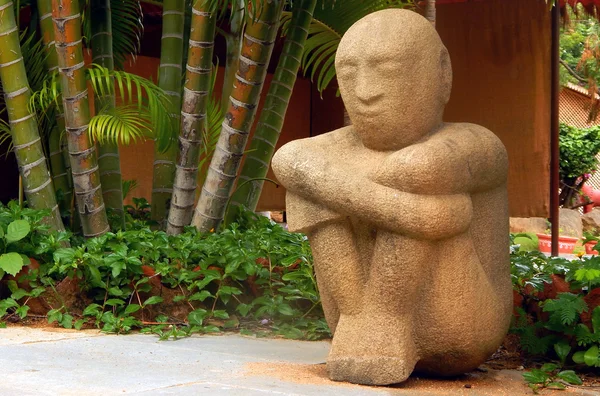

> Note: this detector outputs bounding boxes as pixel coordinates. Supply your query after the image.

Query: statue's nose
[354,72,382,103]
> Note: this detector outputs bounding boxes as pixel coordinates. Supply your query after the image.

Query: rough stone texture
[271,9,512,386]
[509,217,548,234]
[559,208,583,238]
[582,208,600,234]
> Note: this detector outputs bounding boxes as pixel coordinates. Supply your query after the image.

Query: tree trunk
[37,0,73,217]
[0,0,64,231]
[150,0,186,228]
[425,0,435,27]
[166,1,217,235]
[192,0,285,232]
[52,0,110,237]
[230,0,317,215]
[91,0,125,229]
[221,0,245,113]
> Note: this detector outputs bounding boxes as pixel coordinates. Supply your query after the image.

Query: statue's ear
[440,46,452,104]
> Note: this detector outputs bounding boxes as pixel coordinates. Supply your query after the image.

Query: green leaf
[573,351,586,364]
[202,325,220,333]
[557,370,583,385]
[0,253,26,276]
[219,286,242,295]
[53,248,76,264]
[540,363,558,373]
[188,309,208,326]
[143,296,163,307]
[592,307,600,334]
[6,220,30,243]
[111,261,126,278]
[277,304,295,316]
[7,280,18,293]
[125,304,141,315]
[15,305,29,319]
[554,342,571,365]
[546,382,566,390]
[108,287,124,297]
[47,309,62,324]
[61,314,73,329]
[188,290,212,302]
[105,299,125,307]
[11,288,28,301]
[212,310,229,320]
[74,319,85,330]
[173,295,187,303]
[236,303,252,317]
[584,345,599,366]
[83,304,101,317]
[523,370,549,384]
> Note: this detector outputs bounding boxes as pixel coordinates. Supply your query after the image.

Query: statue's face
[336,9,452,151]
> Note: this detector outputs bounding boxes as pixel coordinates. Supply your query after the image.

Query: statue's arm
[273,141,472,240]
[372,124,509,195]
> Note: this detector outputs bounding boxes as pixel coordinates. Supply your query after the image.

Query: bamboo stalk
[166,1,217,235]
[150,0,186,228]
[91,0,125,229]
[52,0,110,237]
[232,0,317,215]
[0,0,64,231]
[221,0,245,113]
[192,0,285,232]
[37,0,73,216]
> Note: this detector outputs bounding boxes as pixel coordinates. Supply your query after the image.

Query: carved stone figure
[272,9,512,386]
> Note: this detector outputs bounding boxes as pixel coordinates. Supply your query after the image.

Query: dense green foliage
[560,14,598,87]
[559,123,600,180]
[511,235,600,374]
[0,202,328,340]
[558,123,600,207]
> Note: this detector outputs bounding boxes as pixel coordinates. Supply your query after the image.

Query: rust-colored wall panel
[109,55,313,211]
[437,0,551,217]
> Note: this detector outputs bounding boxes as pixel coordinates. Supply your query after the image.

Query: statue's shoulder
[274,126,357,158]
[435,123,507,155]
[303,125,358,146]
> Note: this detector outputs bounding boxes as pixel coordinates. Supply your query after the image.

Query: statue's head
[336,9,452,151]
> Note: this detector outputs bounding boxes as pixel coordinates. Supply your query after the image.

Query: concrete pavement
[0,327,597,395]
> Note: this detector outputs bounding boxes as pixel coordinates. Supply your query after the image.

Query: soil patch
[243,361,598,395]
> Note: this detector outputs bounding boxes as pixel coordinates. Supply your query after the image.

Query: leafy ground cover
[510,233,600,392]
[3,202,600,391]
[0,200,329,340]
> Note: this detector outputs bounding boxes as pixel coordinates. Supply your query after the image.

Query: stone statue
[271,9,512,386]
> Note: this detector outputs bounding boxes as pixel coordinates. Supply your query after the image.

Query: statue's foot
[328,355,417,385]
[326,314,419,385]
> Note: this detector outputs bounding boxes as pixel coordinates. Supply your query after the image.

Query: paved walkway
[0,328,597,395]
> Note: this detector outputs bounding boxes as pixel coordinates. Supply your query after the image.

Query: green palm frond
[89,105,151,145]
[111,0,144,68]
[0,114,12,156]
[21,31,48,93]
[30,65,175,150]
[88,65,175,149]
[82,0,144,69]
[0,30,54,157]
[298,0,412,93]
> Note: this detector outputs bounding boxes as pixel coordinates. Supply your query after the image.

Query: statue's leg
[308,219,365,334]
[413,233,512,376]
[327,231,430,385]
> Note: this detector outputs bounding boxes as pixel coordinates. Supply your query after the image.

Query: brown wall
[112,55,318,211]
[111,0,553,217]
[437,0,552,217]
